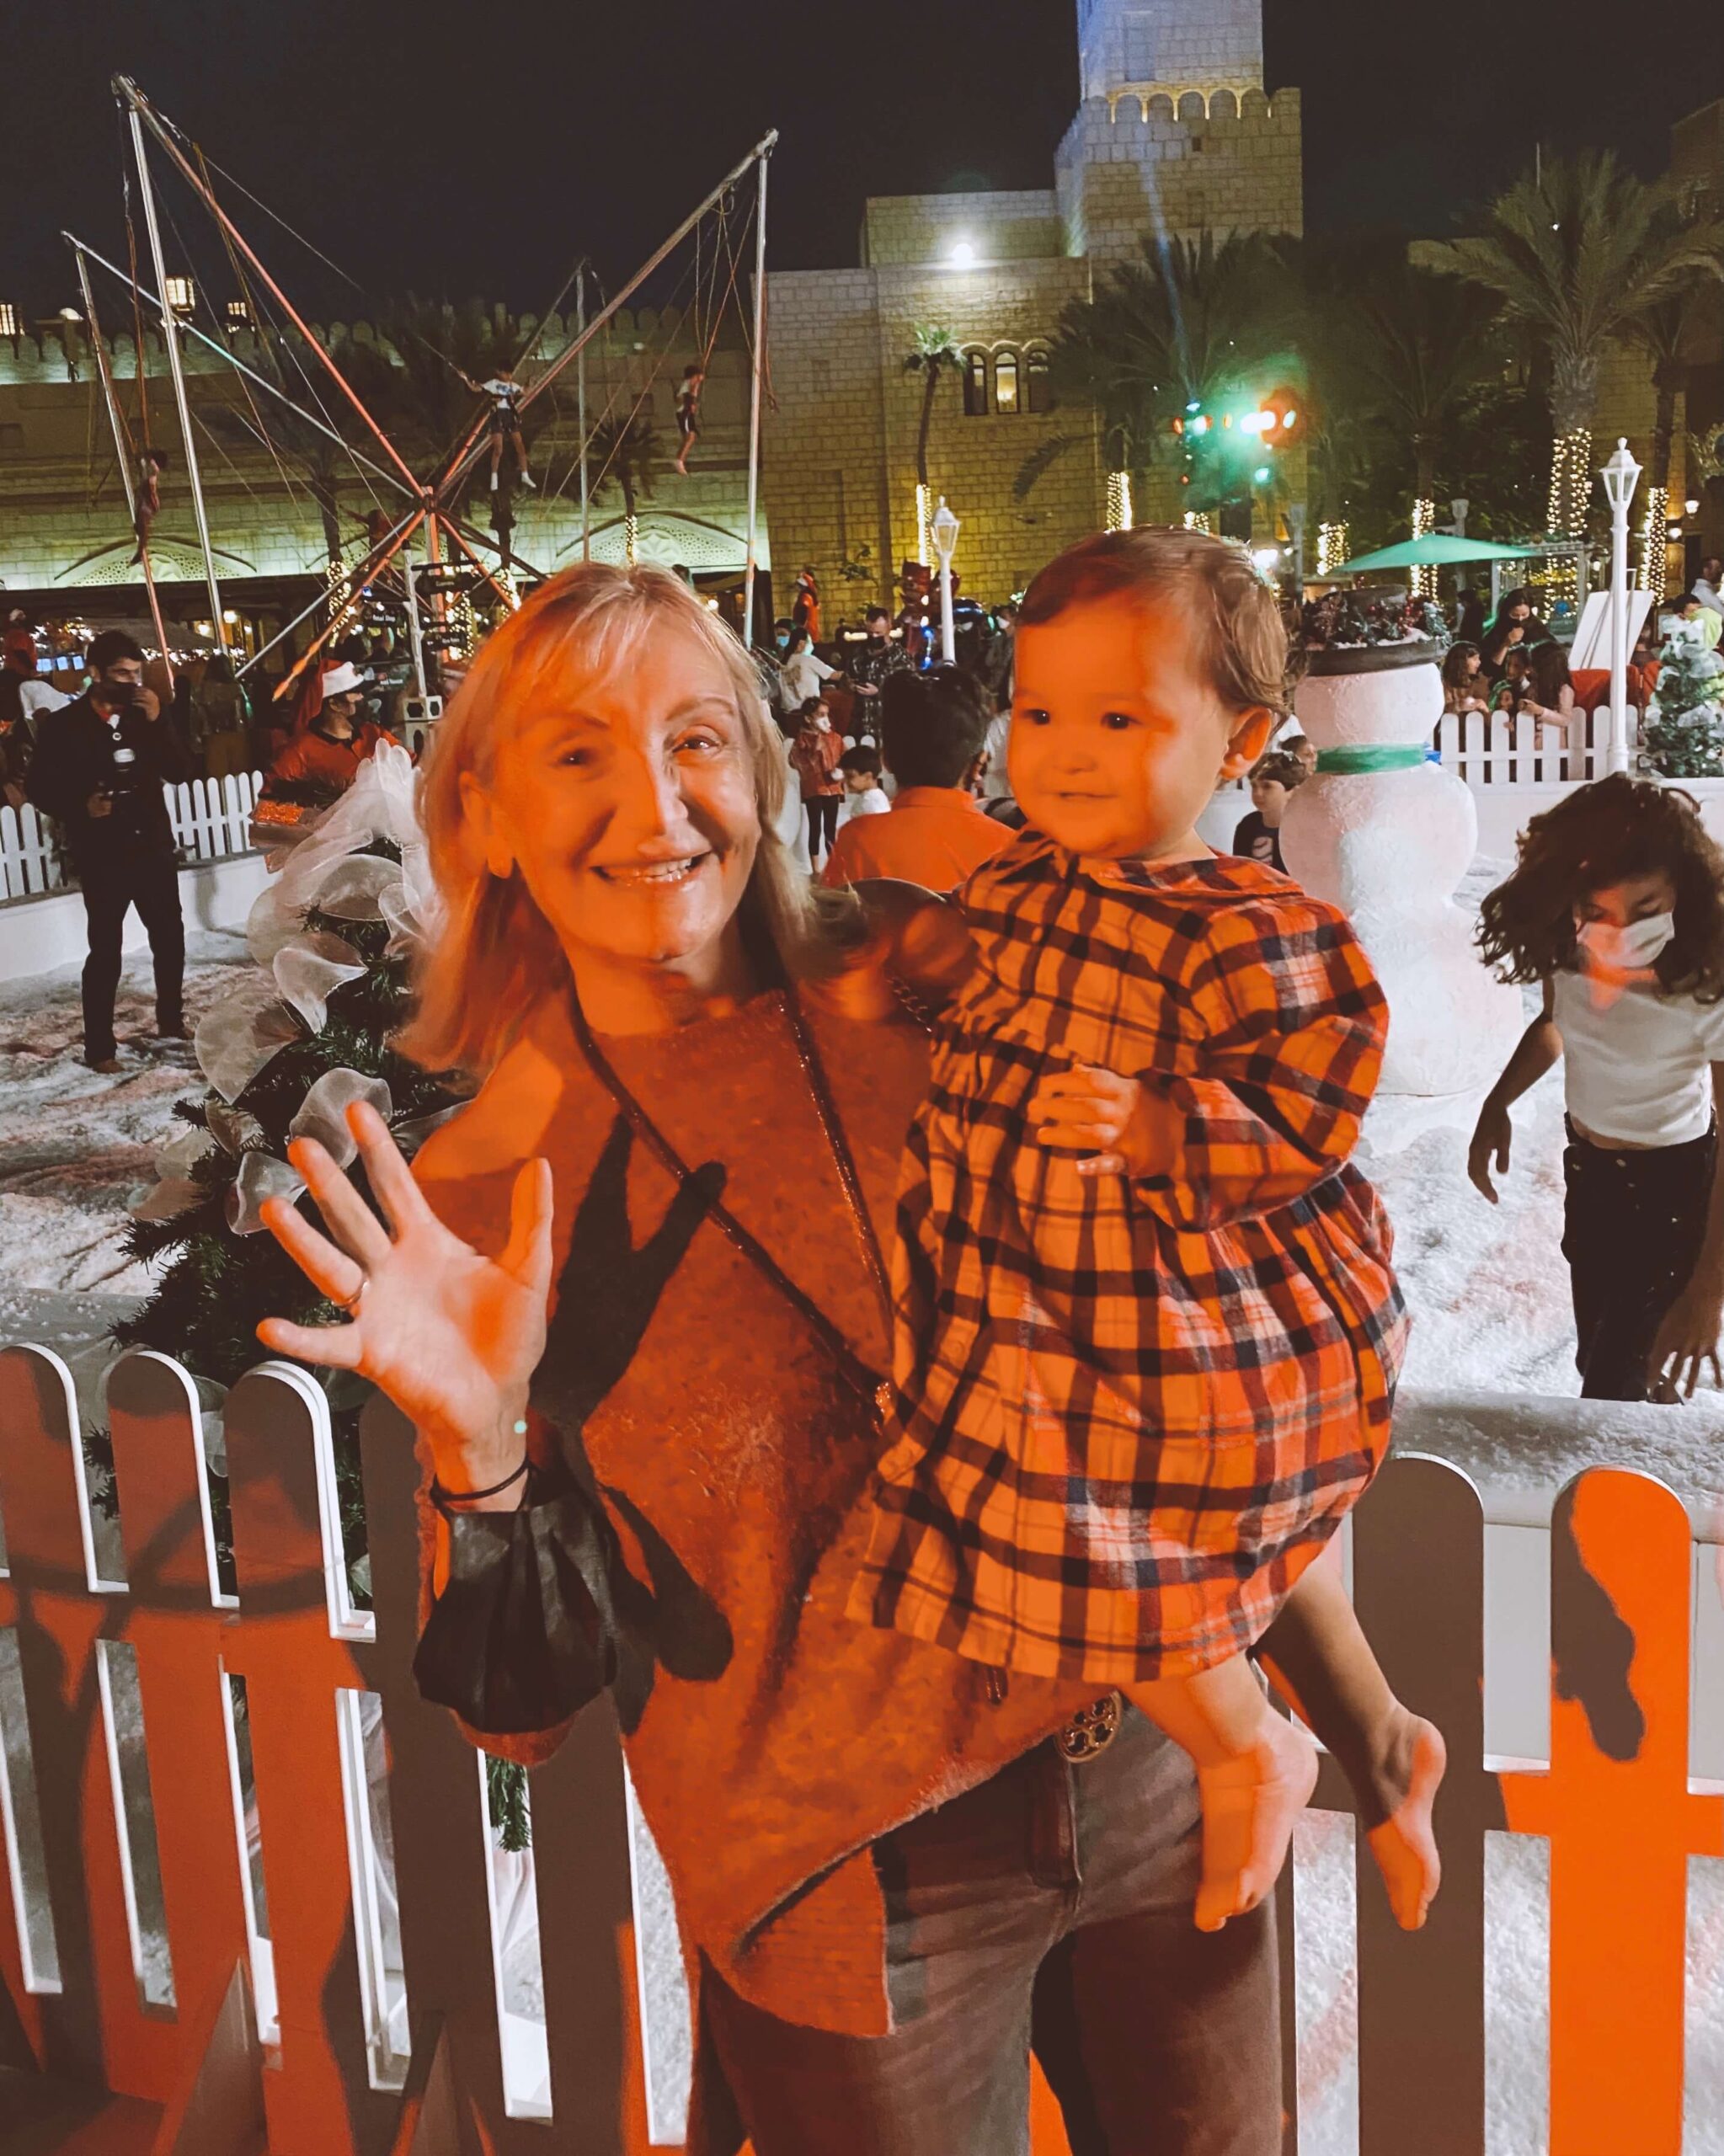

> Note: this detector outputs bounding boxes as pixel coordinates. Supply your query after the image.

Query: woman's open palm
[257,1100,553,1468]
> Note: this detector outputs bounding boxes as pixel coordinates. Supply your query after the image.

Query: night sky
[3,1,1720,319]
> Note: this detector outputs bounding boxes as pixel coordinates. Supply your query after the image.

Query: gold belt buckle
[1056,1694,1121,1764]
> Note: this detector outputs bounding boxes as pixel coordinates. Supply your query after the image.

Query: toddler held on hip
[851,528,1444,1933]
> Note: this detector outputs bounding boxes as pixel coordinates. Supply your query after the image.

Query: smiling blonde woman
[257,563,1281,2156]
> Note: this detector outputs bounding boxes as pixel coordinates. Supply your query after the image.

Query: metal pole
[68,230,414,501]
[236,505,423,683]
[1609,467,1633,777]
[126,104,228,655]
[71,243,174,679]
[74,250,137,530]
[577,264,591,563]
[742,147,772,649]
[937,547,957,664]
[120,79,421,494]
[436,130,780,504]
[402,551,430,712]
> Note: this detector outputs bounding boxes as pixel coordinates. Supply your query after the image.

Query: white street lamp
[931,496,961,664]
[1600,438,1641,776]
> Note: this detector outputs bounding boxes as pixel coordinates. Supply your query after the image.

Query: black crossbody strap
[569,991,889,1421]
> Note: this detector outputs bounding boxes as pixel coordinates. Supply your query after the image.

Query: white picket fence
[1204,710,1724,861]
[0,771,266,903]
[5,1345,1724,2153]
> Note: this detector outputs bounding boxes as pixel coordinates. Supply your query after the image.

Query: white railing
[0,771,266,902]
[4,1346,1724,2152]
[1202,711,1724,860]
[1434,705,1615,785]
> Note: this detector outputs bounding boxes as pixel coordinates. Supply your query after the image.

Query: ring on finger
[338,1274,368,1319]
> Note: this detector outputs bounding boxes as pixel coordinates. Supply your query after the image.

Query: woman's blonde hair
[398,563,857,1080]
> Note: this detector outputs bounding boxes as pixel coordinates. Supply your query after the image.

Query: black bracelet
[430,1453,531,1513]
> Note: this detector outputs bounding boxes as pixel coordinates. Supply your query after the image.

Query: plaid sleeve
[1137,896,1387,1232]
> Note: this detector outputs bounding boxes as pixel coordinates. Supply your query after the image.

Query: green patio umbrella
[1325,534,1548,576]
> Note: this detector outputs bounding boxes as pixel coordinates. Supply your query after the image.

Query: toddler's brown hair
[1020,527,1289,718]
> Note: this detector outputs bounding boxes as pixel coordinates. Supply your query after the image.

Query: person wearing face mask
[265,660,386,798]
[788,695,846,869]
[1470,776,1724,1401]
[23,627,190,1072]
[846,605,910,721]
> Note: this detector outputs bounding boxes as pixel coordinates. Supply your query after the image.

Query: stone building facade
[761,0,1303,614]
[0,302,762,639]
[0,0,1305,638]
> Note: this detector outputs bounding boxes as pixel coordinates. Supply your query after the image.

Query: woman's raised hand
[257,1100,553,1490]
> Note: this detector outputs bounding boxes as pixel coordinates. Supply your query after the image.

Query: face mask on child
[1577,911,1675,971]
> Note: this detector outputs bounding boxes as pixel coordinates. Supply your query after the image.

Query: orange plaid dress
[849,834,1407,1684]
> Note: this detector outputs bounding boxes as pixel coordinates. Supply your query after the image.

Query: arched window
[963,349,989,418]
[994,347,1020,415]
[1026,346,1054,414]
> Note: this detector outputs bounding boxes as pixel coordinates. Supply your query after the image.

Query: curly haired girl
[1470,775,1724,1400]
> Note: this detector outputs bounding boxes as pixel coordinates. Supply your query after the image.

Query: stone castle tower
[1061,0,1302,263]
[761,0,1305,607]
[1076,0,1264,100]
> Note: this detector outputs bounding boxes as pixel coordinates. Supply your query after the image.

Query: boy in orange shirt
[822,666,1011,894]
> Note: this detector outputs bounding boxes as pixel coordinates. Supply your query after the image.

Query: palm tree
[1433,152,1724,545]
[190,315,406,570]
[1623,293,1703,596]
[585,414,661,564]
[903,324,963,557]
[1342,266,1502,588]
[201,390,352,568]
[1017,230,1299,522]
[362,297,528,470]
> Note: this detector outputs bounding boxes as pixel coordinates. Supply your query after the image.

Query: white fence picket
[6,1355,1724,2150]
[1201,707,1724,862]
[3,772,266,903]
[0,801,67,900]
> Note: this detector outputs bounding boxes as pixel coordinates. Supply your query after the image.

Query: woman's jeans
[1562,1118,1716,1400]
[704,1705,1281,2155]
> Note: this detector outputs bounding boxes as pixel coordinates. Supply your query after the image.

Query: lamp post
[931,496,960,664]
[1600,438,1642,776]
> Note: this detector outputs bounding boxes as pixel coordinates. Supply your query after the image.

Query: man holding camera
[24,628,190,1073]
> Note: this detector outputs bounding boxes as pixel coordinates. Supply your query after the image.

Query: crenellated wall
[1056,86,1303,263]
[1076,0,1264,101]
[0,308,768,598]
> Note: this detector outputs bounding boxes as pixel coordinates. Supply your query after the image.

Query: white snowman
[1281,639,1524,1098]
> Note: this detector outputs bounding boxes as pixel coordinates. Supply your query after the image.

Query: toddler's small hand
[1029,1064,1157,1177]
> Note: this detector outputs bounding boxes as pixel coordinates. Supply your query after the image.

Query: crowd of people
[2,618,419,1072]
[237,530,1724,2151]
[4,526,1721,2147]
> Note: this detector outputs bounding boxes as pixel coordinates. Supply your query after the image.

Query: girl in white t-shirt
[1469,776,1724,1401]
[780,627,837,709]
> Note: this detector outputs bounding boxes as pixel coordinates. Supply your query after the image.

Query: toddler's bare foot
[1193,1711,1318,1933]
[1362,1708,1446,1930]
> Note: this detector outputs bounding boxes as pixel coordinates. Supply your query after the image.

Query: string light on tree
[1316,521,1350,578]
[1411,497,1438,600]
[1638,484,1671,602]
[915,483,932,570]
[1107,471,1134,531]
[1182,509,1214,536]
[1545,429,1592,608]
